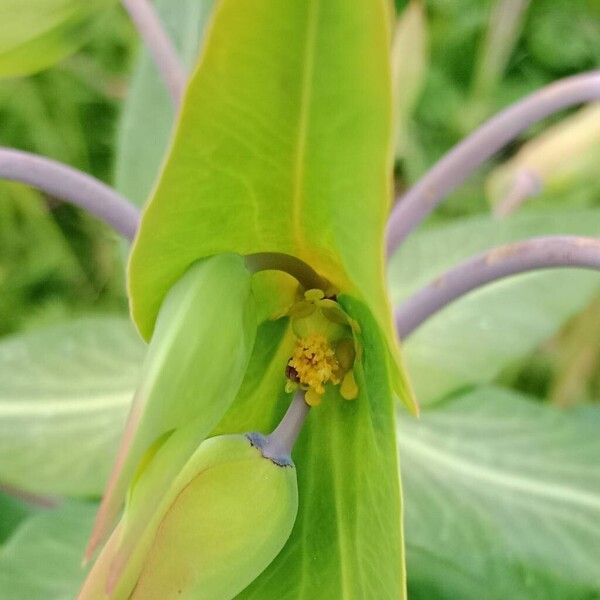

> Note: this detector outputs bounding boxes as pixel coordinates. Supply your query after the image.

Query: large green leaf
[88,254,257,557]
[0,316,143,497]
[400,386,600,599]
[128,0,395,347]
[0,501,95,600]
[389,210,600,403]
[0,0,114,78]
[239,296,406,599]
[115,0,214,206]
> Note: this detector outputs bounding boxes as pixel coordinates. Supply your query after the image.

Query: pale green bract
[81,434,298,600]
[88,253,257,557]
[0,0,115,78]
[237,297,406,600]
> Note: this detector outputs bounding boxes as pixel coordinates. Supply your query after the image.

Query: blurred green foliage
[390,0,600,407]
[0,4,134,334]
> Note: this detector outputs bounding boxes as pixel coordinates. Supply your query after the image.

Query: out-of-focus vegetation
[0,4,133,335]
[396,0,600,406]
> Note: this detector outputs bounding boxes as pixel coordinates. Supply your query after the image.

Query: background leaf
[389,210,600,403]
[0,0,115,78]
[0,501,95,600]
[128,0,395,344]
[0,316,143,496]
[399,386,600,598]
[114,0,214,206]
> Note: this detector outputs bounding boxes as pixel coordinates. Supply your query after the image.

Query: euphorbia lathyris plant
[83,2,417,596]
[0,0,599,599]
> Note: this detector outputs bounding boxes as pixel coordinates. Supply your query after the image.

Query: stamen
[288,333,340,396]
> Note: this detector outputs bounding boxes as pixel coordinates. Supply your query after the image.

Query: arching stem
[248,391,309,465]
[121,0,186,105]
[395,235,600,339]
[245,252,333,294]
[0,148,140,240]
[386,70,600,255]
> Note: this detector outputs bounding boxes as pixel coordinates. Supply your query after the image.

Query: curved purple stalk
[250,391,309,464]
[0,148,140,240]
[121,0,186,105]
[386,70,600,255]
[395,235,600,338]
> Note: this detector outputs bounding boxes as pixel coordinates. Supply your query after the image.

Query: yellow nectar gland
[288,333,340,406]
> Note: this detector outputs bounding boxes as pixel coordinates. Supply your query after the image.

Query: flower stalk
[386,70,600,254]
[0,148,140,240]
[248,391,310,464]
[121,0,186,105]
[395,235,600,338]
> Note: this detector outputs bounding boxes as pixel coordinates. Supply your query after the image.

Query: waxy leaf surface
[0,317,142,496]
[115,0,214,206]
[400,387,600,598]
[0,0,114,78]
[0,502,96,600]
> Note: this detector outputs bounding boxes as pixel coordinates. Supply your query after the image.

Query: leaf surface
[115,0,214,206]
[0,316,143,496]
[389,210,600,403]
[0,502,95,600]
[400,386,600,599]
[128,0,395,349]
[0,493,34,546]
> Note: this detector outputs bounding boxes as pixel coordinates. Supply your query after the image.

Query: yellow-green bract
[126,0,417,414]
[79,434,298,599]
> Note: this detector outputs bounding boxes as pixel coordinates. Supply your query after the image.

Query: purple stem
[121,0,186,105]
[386,70,600,255]
[257,391,309,462]
[395,235,600,339]
[0,483,59,509]
[0,148,140,240]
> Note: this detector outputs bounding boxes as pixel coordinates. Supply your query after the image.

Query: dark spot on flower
[285,364,300,382]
